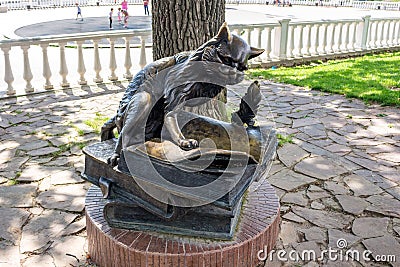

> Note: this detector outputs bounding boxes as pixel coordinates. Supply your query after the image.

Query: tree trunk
[152,0,225,61]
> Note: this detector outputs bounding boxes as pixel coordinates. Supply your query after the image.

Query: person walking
[143,0,149,15]
[75,3,83,21]
[123,9,129,28]
[117,7,122,25]
[121,0,128,11]
[109,8,114,29]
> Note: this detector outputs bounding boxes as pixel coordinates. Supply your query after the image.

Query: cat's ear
[248,47,265,59]
[216,22,232,42]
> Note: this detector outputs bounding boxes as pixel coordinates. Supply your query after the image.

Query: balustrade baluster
[40,43,53,90]
[21,45,34,93]
[385,20,391,47]
[93,40,103,83]
[337,23,343,52]
[108,38,118,81]
[297,25,304,57]
[328,24,335,53]
[391,20,397,46]
[305,24,312,56]
[351,22,357,51]
[59,42,70,87]
[77,41,87,85]
[344,23,350,52]
[373,21,379,48]
[139,36,147,69]
[255,28,263,62]
[321,24,328,54]
[124,37,133,80]
[288,25,295,58]
[247,28,252,46]
[313,24,320,55]
[395,21,400,46]
[1,46,15,95]
[379,21,385,47]
[265,27,272,61]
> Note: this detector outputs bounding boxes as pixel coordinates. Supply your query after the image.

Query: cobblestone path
[0,81,399,266]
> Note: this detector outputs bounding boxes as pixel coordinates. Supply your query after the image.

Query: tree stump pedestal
[85,180,280,267]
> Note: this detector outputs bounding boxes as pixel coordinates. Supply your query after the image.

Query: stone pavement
[0,78,399,266]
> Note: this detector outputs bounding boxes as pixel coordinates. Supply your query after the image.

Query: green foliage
[84,113,109,135]
[248,52,400,106]
[277,133,294,147]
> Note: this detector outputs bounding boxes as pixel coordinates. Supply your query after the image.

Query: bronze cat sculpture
[100,22,264,166]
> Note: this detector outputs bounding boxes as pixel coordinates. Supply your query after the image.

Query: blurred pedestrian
[75,3,83,21]
[109,8,114,29]
[123,9,129,28]
[117,7,122,24]
[121,0,128,11]
[143,0,149,15]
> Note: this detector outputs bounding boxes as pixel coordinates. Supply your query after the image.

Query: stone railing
[0,30,150,96]
[226,0,400,10]
[1,16,400,96]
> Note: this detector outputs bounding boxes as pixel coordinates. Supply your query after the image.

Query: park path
[0,79,399,266]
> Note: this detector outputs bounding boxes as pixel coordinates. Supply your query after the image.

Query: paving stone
[280,221,300,246]
[0,208,30,245]
[353,169,397,190]
[20,210,77,253]
[36,184,87,212]
[325,144,351,155]
[335,195,369,215]
[62,217,86,236]
[374,151,400,163]
[310,201,325,210]
[320,197,342,211]
[292,117,320,128]
[268,169,316,191]
[327,131,348,145]
[282,212,306,224]
[292,207,353,229]
[0,149,16,165]
[293,241,322,259]
[343,174,383,197]
[281,191,308,207]
[50,168,83,185]
[19,140,49,151]
[365,195,400,218]
[366,144,399,154]
[26,147,59,157]
[50,235,87,267]
[277,143,309,168]
[0,184,37,208]
[362,236,400,267]
[320,116,348,129]
[324,181,349,195]
[299,226,326,242]
[294,156,347,180]
[352,217,390,238]
[22,254,54,267]
[299,124,326,138]
[18,165,67,182]
[328,229,361,249]
[0,156,29,173]
[0,241,20,267]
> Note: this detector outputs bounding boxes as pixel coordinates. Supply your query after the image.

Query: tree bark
[152,0,225,61]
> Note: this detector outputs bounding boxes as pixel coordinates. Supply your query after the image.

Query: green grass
[84,112,110,135]
[248,52,400,106]
[277,133,294,147]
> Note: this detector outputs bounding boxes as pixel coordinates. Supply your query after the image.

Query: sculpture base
[85,180,280,267]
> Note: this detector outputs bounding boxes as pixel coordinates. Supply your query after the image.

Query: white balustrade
[1,16,400,97]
